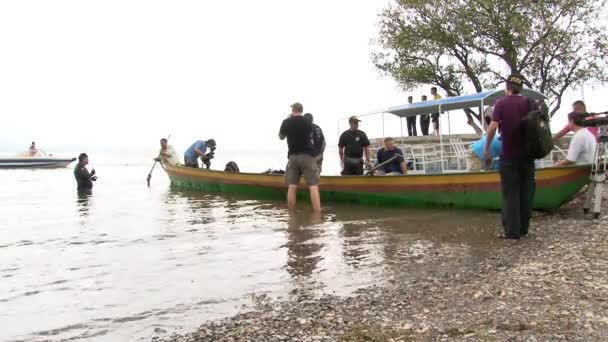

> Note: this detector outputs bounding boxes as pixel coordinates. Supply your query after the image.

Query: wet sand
[156,191,608,342]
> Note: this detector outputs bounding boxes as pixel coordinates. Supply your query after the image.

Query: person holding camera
[74,153,97,191]
[555,112,597,166]
[184,139,217,168]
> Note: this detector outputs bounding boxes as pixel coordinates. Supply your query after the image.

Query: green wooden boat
[165,164,590,210]
[165,89,591,210]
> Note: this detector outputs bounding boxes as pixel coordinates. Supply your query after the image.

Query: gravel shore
[156,193,608,342]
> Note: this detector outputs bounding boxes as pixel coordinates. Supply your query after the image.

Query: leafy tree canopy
[373,0,608,131]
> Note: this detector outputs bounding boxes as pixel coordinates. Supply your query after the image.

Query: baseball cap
[206,139,216,147]
[506,74,524,86]
[349,116,362,123]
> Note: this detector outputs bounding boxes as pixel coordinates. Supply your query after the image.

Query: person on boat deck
[419,95,431,136]
[469,115,501,171]
[375,137,408,175]
[184,139,216,168]
[555,111,597,166]
[155,138,180,165]
[405,96,417,136]
[339,116,371,175]
[278,102,321,212]
[28,141,39,156]
[431,87,442,135]
[485,73,534,240]
[74,153,97,191]
[303,113,326,174]
[553,100,599,143]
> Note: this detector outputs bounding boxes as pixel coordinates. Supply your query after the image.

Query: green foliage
[373,0,608,127]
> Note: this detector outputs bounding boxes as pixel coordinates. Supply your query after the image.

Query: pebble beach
[156,191,608,342]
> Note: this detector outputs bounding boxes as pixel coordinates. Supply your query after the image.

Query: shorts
[315,155,323,174]
[285,154,320,186]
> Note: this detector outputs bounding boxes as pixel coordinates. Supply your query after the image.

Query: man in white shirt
[155,138,180,165]
[556,112,597,166]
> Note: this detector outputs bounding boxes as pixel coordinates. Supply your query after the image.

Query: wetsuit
[74,164,93,190]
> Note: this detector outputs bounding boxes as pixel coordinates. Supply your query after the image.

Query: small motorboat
[0,155,77,169]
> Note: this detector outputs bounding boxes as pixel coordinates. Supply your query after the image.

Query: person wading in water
[74,153,97,192]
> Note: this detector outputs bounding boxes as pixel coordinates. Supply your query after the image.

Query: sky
[1,1,606,155]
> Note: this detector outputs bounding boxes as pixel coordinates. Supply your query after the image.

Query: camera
[579,111,608,127]
[202,146,216,170]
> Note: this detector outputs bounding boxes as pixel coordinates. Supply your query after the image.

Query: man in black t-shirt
[278,102,321,211]
[338,116,371,175]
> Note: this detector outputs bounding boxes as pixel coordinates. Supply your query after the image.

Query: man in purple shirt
[484,74,534,240]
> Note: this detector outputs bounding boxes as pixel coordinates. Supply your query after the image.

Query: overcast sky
[1,1,605,154]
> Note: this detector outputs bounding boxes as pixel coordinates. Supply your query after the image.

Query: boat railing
[372,142,569,174]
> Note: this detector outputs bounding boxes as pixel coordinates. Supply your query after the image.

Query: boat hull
[0,157,77,169]
[164,165,590,210]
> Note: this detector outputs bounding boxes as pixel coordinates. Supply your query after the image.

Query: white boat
[0,156,76,169]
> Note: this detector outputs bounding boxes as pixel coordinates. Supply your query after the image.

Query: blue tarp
[377,89,547,118]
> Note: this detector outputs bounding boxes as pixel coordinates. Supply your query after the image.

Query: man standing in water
[485,74,534,240]
[74,153,97,192]
[338,116,371,175]
[279,102,321,211]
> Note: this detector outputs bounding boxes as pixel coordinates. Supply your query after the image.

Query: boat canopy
[351,89,548,119]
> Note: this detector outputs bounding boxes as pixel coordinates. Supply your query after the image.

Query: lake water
[0,152,502,342]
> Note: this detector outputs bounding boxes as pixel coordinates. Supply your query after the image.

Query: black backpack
[224,161,240,172]
[521,98,553,160]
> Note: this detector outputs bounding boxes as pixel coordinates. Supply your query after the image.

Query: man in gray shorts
[279,102,321,211]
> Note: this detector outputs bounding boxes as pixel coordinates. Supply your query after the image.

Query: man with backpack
[304,113,326,174]
[484,74,537,240]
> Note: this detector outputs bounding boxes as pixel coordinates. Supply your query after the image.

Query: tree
[373,0,608,132]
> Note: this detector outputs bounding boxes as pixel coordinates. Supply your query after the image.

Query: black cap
[349,116,361,123]
[206,139,216,147]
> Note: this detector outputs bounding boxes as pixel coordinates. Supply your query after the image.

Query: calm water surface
[0,153,502,342]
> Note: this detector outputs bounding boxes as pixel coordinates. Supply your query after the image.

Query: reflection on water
[285,211,323,279]
[76,190,92,219]
[0,163,503,342]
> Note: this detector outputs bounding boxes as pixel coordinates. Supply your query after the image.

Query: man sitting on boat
[74,153,97,191]
[469,115,501,171]
[555,111,597,166]
[184,139,216,168]
[374,137,408,175]
[24,141,45,157]
[155,138,180,165]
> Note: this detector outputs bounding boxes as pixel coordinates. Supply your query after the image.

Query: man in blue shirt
[375,137,408,175]
[184,139,216,168]
[469,116,501,171]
